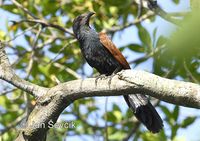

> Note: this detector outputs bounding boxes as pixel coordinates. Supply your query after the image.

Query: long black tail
[124,94,163,133]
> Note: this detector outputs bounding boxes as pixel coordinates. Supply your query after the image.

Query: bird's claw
[95,74,107,86]
[108,73,115,88]
[95,74,115,88]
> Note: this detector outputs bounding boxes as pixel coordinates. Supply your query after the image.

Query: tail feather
[124,94,163,133]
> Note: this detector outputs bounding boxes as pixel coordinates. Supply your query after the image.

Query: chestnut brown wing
[99,32,130,69]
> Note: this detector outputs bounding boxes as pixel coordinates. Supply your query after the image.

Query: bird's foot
[108,73,116,88]
[95,74,107,86]
[95,74,116,88]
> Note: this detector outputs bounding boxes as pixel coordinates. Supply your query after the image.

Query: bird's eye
[78,16,83,21]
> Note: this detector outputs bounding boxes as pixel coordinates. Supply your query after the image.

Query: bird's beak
[80,12,95,26]
[86,12,95,19]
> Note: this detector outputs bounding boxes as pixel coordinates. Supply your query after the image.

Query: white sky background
[0,0,200,141]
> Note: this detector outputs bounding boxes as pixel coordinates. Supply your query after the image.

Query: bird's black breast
[79,31,121,75]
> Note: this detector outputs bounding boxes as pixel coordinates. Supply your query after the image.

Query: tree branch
[42,70,200,108]
[0,113,26,136]
[12,69,200,140]
[134,0,183,25]
[0,41,48,97]
[11,0,38,19]
[1,40,200,140]
[105,11,155,33]
[13,19,74,36]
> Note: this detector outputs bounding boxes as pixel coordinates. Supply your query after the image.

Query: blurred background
[0,0,200,141]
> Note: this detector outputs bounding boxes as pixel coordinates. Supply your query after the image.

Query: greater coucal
[72,12,163,133]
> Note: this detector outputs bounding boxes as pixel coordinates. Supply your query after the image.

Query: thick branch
[0,41,48,97]
[44,70,200,108]
[14,69,200,141]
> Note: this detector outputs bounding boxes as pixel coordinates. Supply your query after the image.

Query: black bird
[72,12,163,133]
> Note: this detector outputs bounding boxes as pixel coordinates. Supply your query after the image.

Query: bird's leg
[95,67,122,87]
[113,66,123,74]
[108,66,123,88]
[95,74,108,86]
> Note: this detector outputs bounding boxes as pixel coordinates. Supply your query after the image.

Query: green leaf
[137,24,152,52]
[113,111,122,122]
[153,27,158,41]
[108,131,126,140]
[172,0,180,4]
[127,43,144,53]
[0,95,12,109]
[172,136,186,141]
[173,105,179,121]
[181,116,196,128]
[133,56,149,66]
[106,111,117,122]
[88,106,98,112]
[171,124,179,139]
[113,104,121,112]
[156,36,167,47]
[125,108,133,118]
[153,27,158,47]
[160,105,172,118]
[141,132,162,141]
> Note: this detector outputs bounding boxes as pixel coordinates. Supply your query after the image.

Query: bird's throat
[76,25,91,41]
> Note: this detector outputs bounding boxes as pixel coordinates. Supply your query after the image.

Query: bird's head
[73,12,95,38]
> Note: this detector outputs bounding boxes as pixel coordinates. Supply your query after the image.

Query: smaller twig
[51,75,61,84]
[47,39,77,64]
[0,113,26,135]
[122,122,140,141]
[163,63,178,79]
[32,24,43,48]
[73,108,136,130]
[104,97,108,141]
[54,62,81,79]
[13,19,74,36]
[152,6,181,25]
[11,0,38,19]
[37,36,59,48]
[183,61,199,84]
[3,24,39,44]
[0,41,48,97]
[11,51,30,68]
[133,0,182,25]
[168,11,190,17]
[73,112,105,130]
[129,45,165,66]
[0,88,17,96]
[105,11,155,33]
[8,92,23,102]
[25,25,43,79]
[23,22,42,116]
[129,54,151,67]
